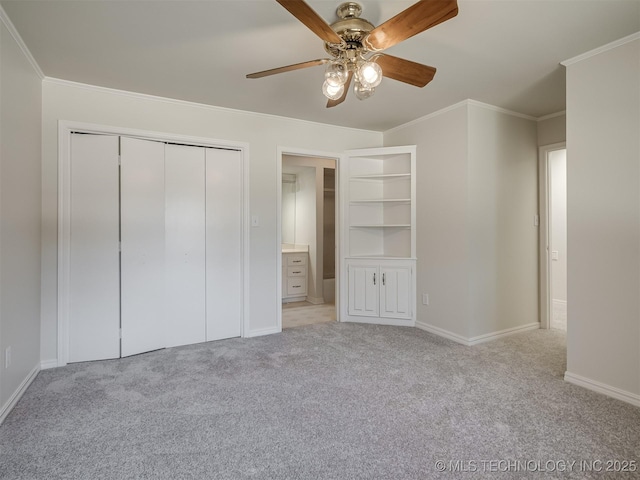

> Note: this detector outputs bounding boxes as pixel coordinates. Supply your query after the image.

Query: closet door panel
[206,148,243,340]
[165,144,206,347]
[120,137,166,357]
[69,134,120,362]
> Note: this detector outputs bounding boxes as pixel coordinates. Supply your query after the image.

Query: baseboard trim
[415,321,540,346]
[247,326,281,338]
[306,296,325,305]
[415,321,470,345]
[564,371,640,408]
[0,364,40,425]
[40,359,58,370]
[467,322,540,346]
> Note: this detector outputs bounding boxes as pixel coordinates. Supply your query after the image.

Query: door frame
[276,146,342,331]
[57,120,250,366]
[538,142,566,329]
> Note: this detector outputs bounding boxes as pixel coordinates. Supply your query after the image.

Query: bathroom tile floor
[282,301,336,329]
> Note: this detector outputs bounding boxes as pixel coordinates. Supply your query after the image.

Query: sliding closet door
[206,148,243,340]
[68,134,120,362]
[120,137,166,357]
[165,144,206,347]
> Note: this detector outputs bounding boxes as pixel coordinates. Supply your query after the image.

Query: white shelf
[350,173,411,180]
[350,198,411,204]
[345,146,415,259]
[347,255,417,260]
[350,224,411,228]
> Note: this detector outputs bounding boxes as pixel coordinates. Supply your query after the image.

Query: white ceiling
[2,0,639,131]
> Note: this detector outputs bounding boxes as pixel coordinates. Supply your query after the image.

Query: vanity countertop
[282,244,308,254]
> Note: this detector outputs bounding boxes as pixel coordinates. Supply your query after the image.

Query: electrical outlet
[5,346,11,369]
[422,293,429,305]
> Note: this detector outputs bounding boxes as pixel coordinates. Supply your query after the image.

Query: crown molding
[466,100,538,121]
[0,5,45,79]
[561,31,640,67]
[384,100,469,134]
[537,111,566,122]
[43,77,381,136]
[385,99,538,135]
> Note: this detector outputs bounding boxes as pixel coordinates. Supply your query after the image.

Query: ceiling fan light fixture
[353,80,375,101]
[324,60,349,87]
[247,0,458,107]
[358,61,382,89]
[323,80,345,100]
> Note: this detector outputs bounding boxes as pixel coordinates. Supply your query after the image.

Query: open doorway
[278,151,339,330]
[539,143,567,331]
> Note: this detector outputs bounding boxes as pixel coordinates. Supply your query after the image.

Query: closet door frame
[57,121,250,367]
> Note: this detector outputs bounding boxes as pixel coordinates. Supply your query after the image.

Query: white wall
[565,36,640,401]
[0,18,42,417]
[384,101,538,342]
[549,149,567,302]
[467,104,539,338]
[40,79,381,363]
[384,104,469,338]
[538,114,566,146]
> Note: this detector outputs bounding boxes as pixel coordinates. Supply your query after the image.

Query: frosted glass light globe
[322,80,344,100]
[358,62,382,88]
[324,61,349,87]
[354,80,374,100]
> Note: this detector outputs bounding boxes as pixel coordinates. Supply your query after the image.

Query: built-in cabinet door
[348,264,379,317]
[380,266,412,319]
[120,137,167,357]
[68,134,121,362]
[206,148,243,341]
[165,144,206,348]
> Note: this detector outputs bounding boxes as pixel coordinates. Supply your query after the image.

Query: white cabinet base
[282,251,308,303]
[343,258,415,327]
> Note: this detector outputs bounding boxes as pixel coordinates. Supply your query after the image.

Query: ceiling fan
[246,0,459,108]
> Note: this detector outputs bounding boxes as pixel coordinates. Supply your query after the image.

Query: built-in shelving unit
[345,146,416,259]
[341,146,416,327]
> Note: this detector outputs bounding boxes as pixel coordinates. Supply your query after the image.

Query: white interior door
[165,144,207,347]
[206,148,243,340]
[68,134,120,362]
[120,137,166,357]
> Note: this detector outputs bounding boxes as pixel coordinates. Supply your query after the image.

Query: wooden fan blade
[276,0,343,44]
[246,59,329,79]
[376,54,436,87]
[364,0,458,51]
[327,72,353,108]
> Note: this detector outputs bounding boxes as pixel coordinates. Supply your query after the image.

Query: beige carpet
[3,325,639,479]
[282,301,336,329]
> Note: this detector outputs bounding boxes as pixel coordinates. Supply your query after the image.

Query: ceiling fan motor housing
[324,2,374,58]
